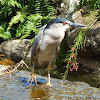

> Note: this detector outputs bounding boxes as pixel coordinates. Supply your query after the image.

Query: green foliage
[17,14,42,40]
[78,0,100,9]
[7,11,25,31]
[63,29,87,79]
[0,26,11,39]
[0,0,54,41]
[1,0,21,8]
[63,10,100,80]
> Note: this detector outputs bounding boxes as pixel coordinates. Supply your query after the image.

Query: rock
[53,0,80,18]
[67,8,100,72]
[77,57,100,71]
[71,8,100,59]
[0,39,31,63]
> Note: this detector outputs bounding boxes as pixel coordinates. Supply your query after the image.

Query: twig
[0,60,29,76]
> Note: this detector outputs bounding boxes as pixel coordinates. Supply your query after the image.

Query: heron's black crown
[45,18,68,29]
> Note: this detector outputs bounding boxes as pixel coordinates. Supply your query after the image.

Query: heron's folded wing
[31,25,47,60]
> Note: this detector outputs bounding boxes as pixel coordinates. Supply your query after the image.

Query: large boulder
[0,39,31,63]
[67,8,100,73]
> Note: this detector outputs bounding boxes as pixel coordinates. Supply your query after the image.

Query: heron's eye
[63,22,66,25]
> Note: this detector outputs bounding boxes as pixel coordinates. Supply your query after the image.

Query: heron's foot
[46,82,52,86]
[27,73,37,86]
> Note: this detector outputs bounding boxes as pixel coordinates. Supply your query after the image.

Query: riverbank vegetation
[0,0,54,43]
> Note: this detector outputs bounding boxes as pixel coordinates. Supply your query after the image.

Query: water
[0,70,100,100]
[0,55,100,99]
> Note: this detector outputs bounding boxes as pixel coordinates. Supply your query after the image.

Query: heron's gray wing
[31,25,47,61]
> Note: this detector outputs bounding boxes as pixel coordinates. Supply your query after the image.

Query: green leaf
[20,34,29,40]
[0,26,4,33]
[0,31,11,40]
[30,38,34,44]
[7,11,25,31]
[4,31,11,39]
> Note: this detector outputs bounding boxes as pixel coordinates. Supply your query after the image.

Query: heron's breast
[36,46,56,65]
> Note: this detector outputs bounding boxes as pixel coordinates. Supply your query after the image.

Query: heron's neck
[45,27,65,42]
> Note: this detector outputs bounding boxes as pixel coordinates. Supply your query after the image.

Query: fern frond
[0,29,11,40]
[16,14,42,39]
[1,0,21,8]
[16,22,24,37]
[7,11,25,31]
[1,0,55,40]
[0,26,5,33]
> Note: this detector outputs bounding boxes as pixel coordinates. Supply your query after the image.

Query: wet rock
[0,39,31,63]
[17,77,47,86]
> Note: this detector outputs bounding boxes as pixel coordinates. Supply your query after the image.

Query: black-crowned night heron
[27,18,85,86]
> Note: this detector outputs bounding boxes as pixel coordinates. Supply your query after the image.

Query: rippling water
[0,70,100,100]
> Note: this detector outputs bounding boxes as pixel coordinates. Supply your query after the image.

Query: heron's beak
[69,22,86,28]
[65,20,86,29]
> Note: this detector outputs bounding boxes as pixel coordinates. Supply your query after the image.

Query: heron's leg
[27,70,37,85]
[47,64,52,86]
[30,71,37,85]
[27,62,37,85]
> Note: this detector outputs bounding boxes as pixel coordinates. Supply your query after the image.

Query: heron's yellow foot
[46,82,52,86]
[27,73,37,86]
